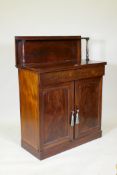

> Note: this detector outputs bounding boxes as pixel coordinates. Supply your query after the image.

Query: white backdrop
[0,0,117,127]
[0,0,117,174]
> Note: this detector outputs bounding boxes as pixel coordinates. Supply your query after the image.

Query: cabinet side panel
[18,69,39,150]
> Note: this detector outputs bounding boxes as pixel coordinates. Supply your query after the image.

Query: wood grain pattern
[39,82,74,149]
[18,69,39,150]
[22,129,102,160]
[74,77,102,139]
[15,36,81,67]
[18,65,106,159]
[16,36,107,160]
[40,65,105,87]
[21,60,106,73]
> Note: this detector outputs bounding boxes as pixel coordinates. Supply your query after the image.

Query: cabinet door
[75,78,102,139]
[40,82,74,149]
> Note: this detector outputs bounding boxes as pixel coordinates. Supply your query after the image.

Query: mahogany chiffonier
[15,36,106,160]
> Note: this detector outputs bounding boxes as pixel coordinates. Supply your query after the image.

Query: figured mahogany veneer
[15,36,106,160]
[15,36,81,67]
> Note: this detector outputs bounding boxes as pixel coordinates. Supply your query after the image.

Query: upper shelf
[15,36,82,68]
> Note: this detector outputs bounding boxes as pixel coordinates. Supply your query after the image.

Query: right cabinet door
[75,77,102,139]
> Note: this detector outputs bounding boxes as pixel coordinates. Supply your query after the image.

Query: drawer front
[40,66,105,87]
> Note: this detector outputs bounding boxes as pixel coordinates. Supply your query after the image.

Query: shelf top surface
[18,59,107,73]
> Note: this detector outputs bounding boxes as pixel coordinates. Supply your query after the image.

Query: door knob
[75,109,79,124]
[71,111,74,127]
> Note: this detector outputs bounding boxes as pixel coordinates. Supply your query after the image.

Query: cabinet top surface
[19,60,107,73]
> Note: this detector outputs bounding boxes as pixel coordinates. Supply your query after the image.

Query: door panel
[40,82,74,149]
[75,78,102,139]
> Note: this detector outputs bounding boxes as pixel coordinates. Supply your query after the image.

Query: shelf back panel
[15,36,81,67]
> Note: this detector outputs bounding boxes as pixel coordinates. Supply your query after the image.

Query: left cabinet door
[40,82,74,149]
